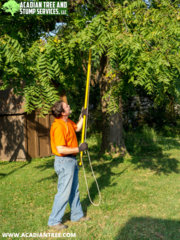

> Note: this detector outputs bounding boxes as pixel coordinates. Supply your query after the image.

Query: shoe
[49,223,68,231]
[78,216,91,222]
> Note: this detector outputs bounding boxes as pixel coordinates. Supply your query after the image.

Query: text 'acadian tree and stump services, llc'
[20,1,68,15]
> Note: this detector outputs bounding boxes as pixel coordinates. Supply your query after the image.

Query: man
[48,100,90,231]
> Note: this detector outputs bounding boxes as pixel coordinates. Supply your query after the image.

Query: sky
[40,22,64,40]
[40,0,150,40]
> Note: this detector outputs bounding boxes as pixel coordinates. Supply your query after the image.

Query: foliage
[71,0,180,114]
[0,35,60,117]
[0,0,180,120]
[0,31,90,117]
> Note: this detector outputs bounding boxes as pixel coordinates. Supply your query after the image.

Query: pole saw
[79,43,92,167]
[78,21,101,206]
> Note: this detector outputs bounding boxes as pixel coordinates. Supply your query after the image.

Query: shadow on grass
[34,157,58,184]
[62,158,132,221]
[35,158,54,172]
[35,130,180,222]
[124,130,180,175]
[114,217,180,240]
[0,162,29,180]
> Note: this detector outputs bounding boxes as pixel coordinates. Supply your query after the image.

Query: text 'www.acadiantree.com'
[2,232,76,238]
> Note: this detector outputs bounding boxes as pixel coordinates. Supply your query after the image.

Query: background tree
[67,0,180,153]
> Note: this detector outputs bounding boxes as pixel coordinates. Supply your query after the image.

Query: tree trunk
[99,54,127,156]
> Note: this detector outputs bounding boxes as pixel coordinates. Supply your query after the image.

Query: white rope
[81,67,101,206]
[81,150,101,206]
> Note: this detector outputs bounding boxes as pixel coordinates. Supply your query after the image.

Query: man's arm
[76,117,83,132]
[75,108,88,132]
[57,146,79,154]
[56,142,88,154]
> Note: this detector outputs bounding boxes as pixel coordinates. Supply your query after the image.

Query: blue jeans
[48,155,84,226]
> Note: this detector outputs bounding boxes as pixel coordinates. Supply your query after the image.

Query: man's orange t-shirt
[50,118,78,157]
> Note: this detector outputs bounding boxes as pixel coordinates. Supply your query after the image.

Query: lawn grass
[1,125,180,240]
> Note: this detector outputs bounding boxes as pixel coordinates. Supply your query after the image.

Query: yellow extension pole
[79,48,92,166]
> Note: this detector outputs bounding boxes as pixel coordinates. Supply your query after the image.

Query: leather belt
[64,154,76,157]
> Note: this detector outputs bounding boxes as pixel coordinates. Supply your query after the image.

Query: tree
[68,0,180,154]
[1,0,20,16]
[0,0,180,156]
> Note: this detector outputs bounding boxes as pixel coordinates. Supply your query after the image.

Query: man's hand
[81,108,88,118]
[76,108,88,132]
[78,142,88,152]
